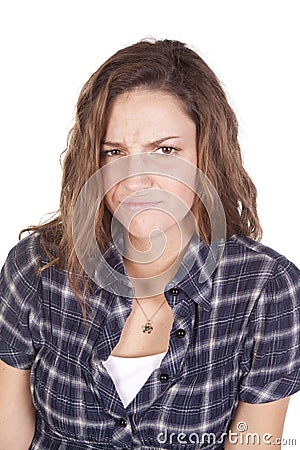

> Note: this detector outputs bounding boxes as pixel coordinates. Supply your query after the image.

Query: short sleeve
[239,257,300,403]
[0,235,42,369]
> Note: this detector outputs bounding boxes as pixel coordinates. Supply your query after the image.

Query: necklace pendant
[142,321,154,334]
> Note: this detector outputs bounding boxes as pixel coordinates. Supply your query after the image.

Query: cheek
[162,179,195,205]
[103,188,117,213]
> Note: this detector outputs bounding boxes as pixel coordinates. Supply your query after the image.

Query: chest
[110,296,174,357]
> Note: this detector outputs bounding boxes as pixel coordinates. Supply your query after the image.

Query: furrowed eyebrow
[101,136,181,148]
[100,141,124,148]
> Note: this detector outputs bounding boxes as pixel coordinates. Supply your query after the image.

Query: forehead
[104,89,195,141]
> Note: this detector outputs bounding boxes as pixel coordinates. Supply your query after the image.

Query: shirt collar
[166,232,225,311]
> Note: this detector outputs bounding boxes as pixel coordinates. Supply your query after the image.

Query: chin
[113,208,191,240]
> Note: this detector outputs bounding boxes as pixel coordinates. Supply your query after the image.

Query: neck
[122,215,196,298]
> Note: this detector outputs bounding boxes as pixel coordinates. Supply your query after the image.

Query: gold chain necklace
[134,296,167,334]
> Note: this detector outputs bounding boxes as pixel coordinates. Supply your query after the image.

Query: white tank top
[102,351,167,407]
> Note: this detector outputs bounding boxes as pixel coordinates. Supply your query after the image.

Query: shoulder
[224,233,299,275]
[226,234,291,264]
[1,232,48,301]
[215,234,300,305]
[224,235,300,312]
[9,232,48,268]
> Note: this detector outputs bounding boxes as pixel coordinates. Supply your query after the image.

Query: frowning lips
[120,197,162,211]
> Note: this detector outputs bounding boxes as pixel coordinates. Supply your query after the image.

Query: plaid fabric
[1,232,300,449]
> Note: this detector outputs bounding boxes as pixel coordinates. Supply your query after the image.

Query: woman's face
[100,89,198,240]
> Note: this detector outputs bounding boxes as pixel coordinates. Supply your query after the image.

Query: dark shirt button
[176,329,186,338]
[170,287,180,295]
[118,418,127,427]
[160,373,169,382]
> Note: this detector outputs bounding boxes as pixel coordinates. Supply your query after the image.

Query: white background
[0,0,299,446]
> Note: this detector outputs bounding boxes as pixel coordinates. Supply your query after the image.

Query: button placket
[169,287,180,306]
[165,299,194,376]
[111,414,134,446]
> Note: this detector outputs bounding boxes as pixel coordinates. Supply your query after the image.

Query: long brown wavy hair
[21,38,262,317]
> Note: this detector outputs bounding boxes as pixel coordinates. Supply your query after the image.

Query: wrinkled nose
[118,154,154,192]
[101,153,165,196]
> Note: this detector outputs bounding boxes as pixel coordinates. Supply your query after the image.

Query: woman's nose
[121,171,153,192]
[121,153,154,192]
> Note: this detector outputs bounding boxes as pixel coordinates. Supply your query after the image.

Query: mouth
[120,199,162,212]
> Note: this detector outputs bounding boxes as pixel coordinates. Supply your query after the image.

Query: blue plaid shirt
[1,232,300,449]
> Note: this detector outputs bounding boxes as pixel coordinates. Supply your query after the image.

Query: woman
[1,39,299,449]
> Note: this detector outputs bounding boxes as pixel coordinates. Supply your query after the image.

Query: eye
[100,149,124,158]
[154,146,178,156]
